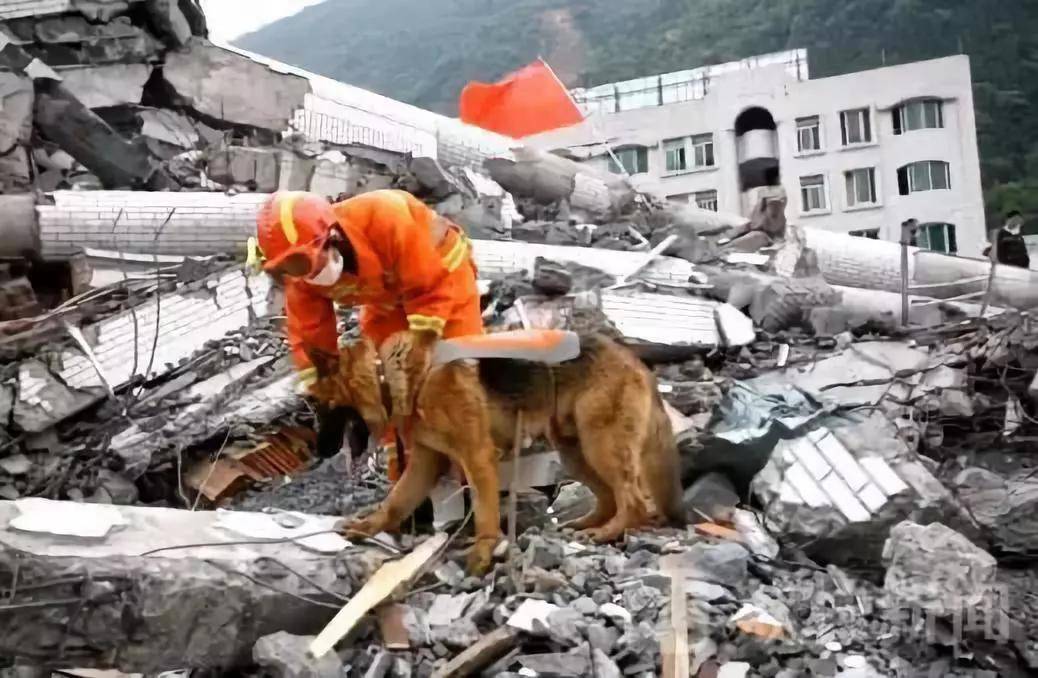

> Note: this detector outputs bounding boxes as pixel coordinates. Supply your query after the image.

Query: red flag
[459,59,585,139]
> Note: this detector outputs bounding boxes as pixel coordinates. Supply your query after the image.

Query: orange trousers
[361,259,484,482]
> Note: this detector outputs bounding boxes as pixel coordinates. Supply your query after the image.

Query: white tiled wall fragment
[766,426,917,525]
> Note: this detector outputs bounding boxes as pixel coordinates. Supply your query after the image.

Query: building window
[799,174,827,213]
[916,222,957,254]
[849,228,880,240]
[610,147,648,175]
[845,167,878,207]
[663,138,687,172]
[666,193,691,205]
[893,99,944,135]
[897,161,951,195]
[840,108,873,145]
[694,190,718,211]
[692,134,715,168]
[796,116,822,153]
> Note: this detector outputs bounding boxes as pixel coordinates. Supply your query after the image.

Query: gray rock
[591,648,622,678]
[676,542,749,586]
[622,583,664,614]
[551,482,595,523]
[546,607,587,647]
[0,454,31,476]
[523,535,564,570]
[514,490,551,533]
[686,579,732,602]
[571,596,598,616]
[252,632,342,678]
[430,618,480,650]
[683,472,739,522]
[882,521,997,617]
[587,623,619,653]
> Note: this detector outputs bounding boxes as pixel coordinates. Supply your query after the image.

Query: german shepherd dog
[307,332,686,575]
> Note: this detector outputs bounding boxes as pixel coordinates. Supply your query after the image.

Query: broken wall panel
[10,267,275,433]
[59,267,275,389]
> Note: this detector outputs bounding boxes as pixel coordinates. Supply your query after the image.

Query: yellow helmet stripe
[279,192,304,244]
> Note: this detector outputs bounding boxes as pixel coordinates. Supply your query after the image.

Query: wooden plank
[659,553,690,678]
[431,626,519,678]
[308,533,448,659]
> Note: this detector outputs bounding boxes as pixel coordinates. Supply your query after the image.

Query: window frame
[610,146,649,175]
[893,99,944,135]
[694,189,718,212]
[897,160,951,195]
[799,173,828,214]
[663,137,688,173]
[691,133,715,169]
[844,167,878,208]
[840,107,873,146]
[796,115,822,154]
[915,222,958,254]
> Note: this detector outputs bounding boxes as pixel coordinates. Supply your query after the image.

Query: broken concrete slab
[138,108,200,148]
[751,412,960,565]
[57,64,150,108]
[12,358,103,433]
[0,500,388,672]
[163,38,310,130]
[208,146,279,191]
[952,467,1038,555]
[747,340,937,409]
[882,520,997,617]
[253,632,343,678]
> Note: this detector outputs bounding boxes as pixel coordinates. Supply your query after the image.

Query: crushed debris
[2,3,1038,677]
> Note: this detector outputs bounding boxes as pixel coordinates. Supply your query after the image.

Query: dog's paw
[465,538,497,576]
[336,515,382,538]
[579,524,624,544]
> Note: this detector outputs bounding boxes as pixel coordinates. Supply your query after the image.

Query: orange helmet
[254,191,339,276]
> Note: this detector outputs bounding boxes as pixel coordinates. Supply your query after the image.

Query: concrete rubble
[3,3,1038,677]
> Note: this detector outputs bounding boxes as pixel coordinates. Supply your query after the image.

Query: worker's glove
[379,330,437,425]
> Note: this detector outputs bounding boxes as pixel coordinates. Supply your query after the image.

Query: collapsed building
[2,3,1038,678]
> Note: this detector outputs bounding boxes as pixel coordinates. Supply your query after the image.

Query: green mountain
[237,0,1038,220]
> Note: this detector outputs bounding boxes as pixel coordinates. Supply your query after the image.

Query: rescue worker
[250,189,484,480]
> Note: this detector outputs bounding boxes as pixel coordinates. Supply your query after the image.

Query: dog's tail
[643,391,687,527]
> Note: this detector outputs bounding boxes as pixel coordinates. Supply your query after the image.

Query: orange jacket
[284,189,478,385]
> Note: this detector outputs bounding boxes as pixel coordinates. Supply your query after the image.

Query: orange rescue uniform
[282,190,484,478]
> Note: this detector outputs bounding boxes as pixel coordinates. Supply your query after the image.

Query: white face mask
[307,248,344,287]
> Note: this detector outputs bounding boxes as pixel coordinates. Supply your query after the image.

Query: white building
[527,50,987,257]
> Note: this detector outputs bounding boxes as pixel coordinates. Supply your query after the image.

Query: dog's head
[306,338,389,437]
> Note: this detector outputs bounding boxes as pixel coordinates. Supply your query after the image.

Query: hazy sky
[199,0,326,42]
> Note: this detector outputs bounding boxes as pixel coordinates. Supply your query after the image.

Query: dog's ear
[306,347,340,379]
